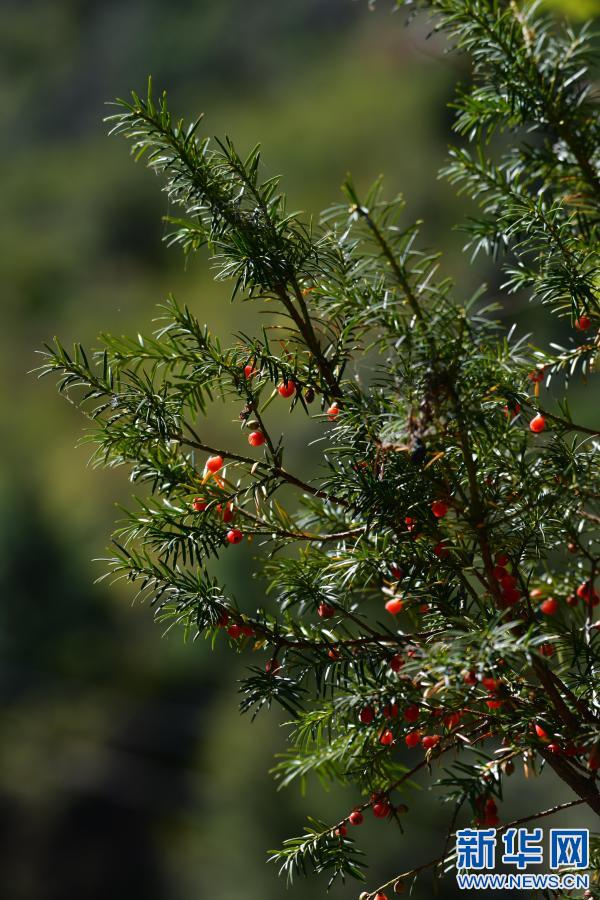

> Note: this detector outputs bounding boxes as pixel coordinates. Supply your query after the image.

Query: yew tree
[39,0,600,895]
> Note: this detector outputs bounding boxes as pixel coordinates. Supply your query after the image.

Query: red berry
[534,722,550,742]
[375,894,389,900]
[547,743,562,754]
[574,315,591,332]
[227,624,242,639]
[359,706,375,725]
[335,824,347,837]
[390,563,404,580]
[206,454,224,473]
[226,528,243,544]
[240,625,254,637]
[528,369,544,383]
[493,565,507,580]
[404,516,417,533]
[444,711,461,730]
[421,734,441,750]
[243,364,256,379]
[382,703,399,719]
[539,642,555,657]
[277,381,296,398]
[464,669,478,685]
[529,587,543,599]
[529,414,546,433]
[502,586,521,606]
[576,582,600,606]
[385,597,404,616]
[380,729,394,746]
[565,594,578,607]
[328,647,340,661]
[265,658,281,675]
[389,654,403,672]
[431,500,449,519]
[405,730,421,748]
[403,704,419,723]
[486,699,503,709]
[540,597,558,616]
[248,430,266,447]
[372,801,391,818]
[327,403,340,420]
[318,602,335,619]
[348,810,364,826]
[192,497,207,512]
[217,611,229,627]
[588,746,600,771]
[500,574,517,590]
[495,553,510,567]
[482,677,499,692]
[433,541,449,558]
[217,502,234,523]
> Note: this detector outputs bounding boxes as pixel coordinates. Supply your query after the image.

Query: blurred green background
[1,1,597,898]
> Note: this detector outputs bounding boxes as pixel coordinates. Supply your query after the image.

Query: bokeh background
[1,1,598,898]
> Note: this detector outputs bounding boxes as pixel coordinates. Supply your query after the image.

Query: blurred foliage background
[1,1,597,898]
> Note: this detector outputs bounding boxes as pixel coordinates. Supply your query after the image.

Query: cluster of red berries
[359,701,460,752]
[463,669,505,710]
[531,581,599,612]
[214,611,255,641]
[492,553,523,608]
[192,461,246,545]
[533,722,600,771]
[503,401,521,419]
[341,794,407,836]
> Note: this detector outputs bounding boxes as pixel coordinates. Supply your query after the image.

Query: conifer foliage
[39,0,600,895]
